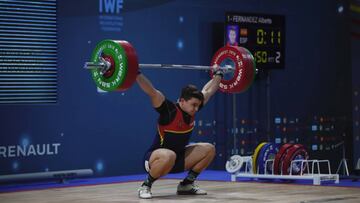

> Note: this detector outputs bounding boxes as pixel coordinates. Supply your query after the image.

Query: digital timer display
[225,13,286,69]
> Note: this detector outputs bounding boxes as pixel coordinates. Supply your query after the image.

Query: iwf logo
[99,0,123,14]
[99,0,124,32]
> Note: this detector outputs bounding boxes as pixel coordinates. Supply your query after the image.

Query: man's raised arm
[136,73,165,108]
[201,69,223,105]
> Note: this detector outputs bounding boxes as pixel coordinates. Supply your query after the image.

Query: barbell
[84,39,256,93]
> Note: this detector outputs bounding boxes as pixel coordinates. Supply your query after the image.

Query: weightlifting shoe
[138,185,152,199]
[177,182,207,195]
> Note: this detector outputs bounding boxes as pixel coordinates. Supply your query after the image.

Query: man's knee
[197,143,215,156]
[152,149,177,165]
[204,143,216,157]
[162,149,177,164]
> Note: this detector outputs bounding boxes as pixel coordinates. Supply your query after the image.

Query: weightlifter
[136,67,224,199]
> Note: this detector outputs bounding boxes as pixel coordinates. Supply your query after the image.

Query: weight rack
[230,158,339,185]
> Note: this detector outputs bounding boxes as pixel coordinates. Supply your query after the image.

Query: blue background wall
[0,0,357,177]
[351,0,360,169]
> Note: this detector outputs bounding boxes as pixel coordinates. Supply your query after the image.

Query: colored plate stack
[252,142,309,175]
[252,142,279,174]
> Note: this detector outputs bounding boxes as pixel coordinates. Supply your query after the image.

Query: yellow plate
[252,142,267,174]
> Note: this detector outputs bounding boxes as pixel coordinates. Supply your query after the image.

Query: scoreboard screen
[225,13,286,69]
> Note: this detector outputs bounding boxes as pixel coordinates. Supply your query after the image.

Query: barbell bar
[84,39,256,93]
[84,61,235,72]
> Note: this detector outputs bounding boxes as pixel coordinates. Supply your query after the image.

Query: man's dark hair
[180,84,204,102]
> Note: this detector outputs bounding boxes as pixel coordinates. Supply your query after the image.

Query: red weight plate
[284,148,309,175]
[281,144,303,175]
[101,54,115,78]
[235,47,255,92]
[273,143,293,175]
[281,144,309,175]
[210,46,255,93]
[116,41,139,91]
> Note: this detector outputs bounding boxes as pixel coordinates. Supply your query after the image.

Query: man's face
[179,97,202,116]
[229,30,237,44]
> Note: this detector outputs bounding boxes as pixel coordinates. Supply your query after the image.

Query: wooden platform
[0,179,359,203]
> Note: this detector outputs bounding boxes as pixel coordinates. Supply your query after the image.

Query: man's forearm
[202,75,222,92]
[201,75,222,104]
[202,75,222,93]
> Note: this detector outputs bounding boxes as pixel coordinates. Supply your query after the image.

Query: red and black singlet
[147,99,200,153]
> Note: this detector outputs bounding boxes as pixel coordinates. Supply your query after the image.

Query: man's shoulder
[164,98,176,105]
[156,98,178,125]
[163,98,177,109]
[155,98,177,113]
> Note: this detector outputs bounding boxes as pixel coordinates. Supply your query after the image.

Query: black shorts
[143,149,185,173]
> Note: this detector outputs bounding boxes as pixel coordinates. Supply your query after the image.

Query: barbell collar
[84,56,112,75]
[83,62,106,70]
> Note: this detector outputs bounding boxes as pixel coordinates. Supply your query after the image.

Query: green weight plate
[90,39,128,91]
